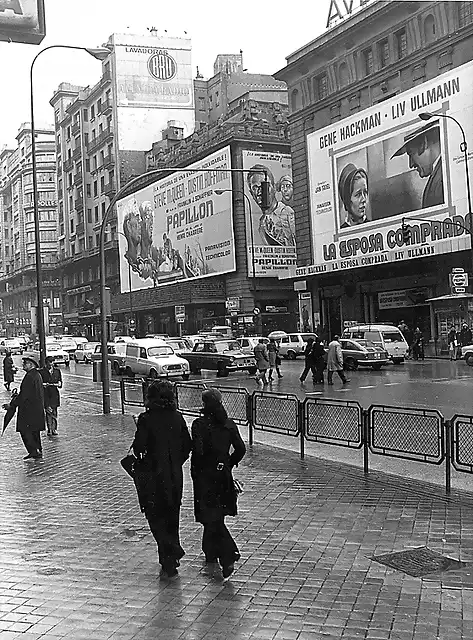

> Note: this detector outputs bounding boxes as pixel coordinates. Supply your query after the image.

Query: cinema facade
[276,0,473,355]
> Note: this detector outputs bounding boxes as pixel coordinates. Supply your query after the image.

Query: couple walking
[130,381,245,581]
[254,338,283,385]
[300,335,348,385]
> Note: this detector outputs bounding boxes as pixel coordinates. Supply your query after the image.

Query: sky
[0,0,331,148]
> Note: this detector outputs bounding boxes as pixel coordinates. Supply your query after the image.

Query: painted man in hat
[392,120,444,209]
[3,355,45,459]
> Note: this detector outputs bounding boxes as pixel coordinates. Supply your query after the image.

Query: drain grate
[372,547,468,578]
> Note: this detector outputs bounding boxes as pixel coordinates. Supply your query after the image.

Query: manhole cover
[37,567,66,576]
[372,547,468,578]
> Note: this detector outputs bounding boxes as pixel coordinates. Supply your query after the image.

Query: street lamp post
[30,44,110,366]
[100,167,269,413]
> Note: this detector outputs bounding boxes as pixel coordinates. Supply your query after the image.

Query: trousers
[202,518,239,565]
[147,507,184,571]
[20,431,42,456]
[45,406,58,434]
[327,369,347,383]
[300,362,316,382]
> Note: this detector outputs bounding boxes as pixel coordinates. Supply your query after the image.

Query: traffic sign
[253,307,260,315]
[175,305,185,323]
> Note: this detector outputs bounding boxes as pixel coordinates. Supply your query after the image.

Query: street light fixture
[30,44,110,366]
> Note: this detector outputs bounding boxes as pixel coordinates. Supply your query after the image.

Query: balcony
[103,153,114,169]
[72,146,81,161]
[76,221,85,236]
[63,158,73,172]
[104,181,116,198]
[71,121,80,136]
[74,198,84,212]
[101,69,111,84]
[73,171,83,186]
[87,127,113,153]
[102,98,112,114]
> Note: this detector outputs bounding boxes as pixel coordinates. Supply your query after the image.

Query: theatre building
[275,0,473,354]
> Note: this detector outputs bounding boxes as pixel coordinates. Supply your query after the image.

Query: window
[100,176,105,192]
[87,208,92,223]
[70,219,74,233]
[85,159,90,172]
[338,62,349,87]
[378,38,390,68]
[97,99,102,113]
[101,202,106,217]
[67,126,71,139]
[86,184,91,197]
[424,14,436,43]
[84,133,89,146]
[362,48,374,75]
[395,28,407,59]
[94,206,99,223]
[83,108,88,122]
[314,73,328,101]
[459,2,473,27]
[90,105,95,120]
[198,96,205,111]
[95,233,99,246]
[215,91,220,107]
[93,181,98,197]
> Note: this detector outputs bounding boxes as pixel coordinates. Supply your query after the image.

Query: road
[4,355,473,494]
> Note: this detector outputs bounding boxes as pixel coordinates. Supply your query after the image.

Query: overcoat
[422,158,444,208]
[267,341,279,367]
[132,407,191,515]
[191,415,246,524]
[10,368,45,433]
[3,355,15,384]
[254,343,269,370]
[327,340,344,372]
[39,366,62,408]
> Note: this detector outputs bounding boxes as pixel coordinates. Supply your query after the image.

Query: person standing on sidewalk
[3,351,15,392]
[253,339,269,385]
[3,355,45,460]
[132,380,192,578]
[447,326,457,361]
[300,337,316,383]
[327,336,349,385]
[267,338,283,381]
[191,388,246,582]
[39,357,62,436]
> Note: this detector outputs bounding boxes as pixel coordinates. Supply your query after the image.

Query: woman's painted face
[280,180,293,203]
[349,175,368,223]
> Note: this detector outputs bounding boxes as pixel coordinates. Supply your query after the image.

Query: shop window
[378,38,390,68]
[395,28,407,59]
[459,2,473,27]
[362,48,374,75]
[424,14,436,43]
[338,62,349,88]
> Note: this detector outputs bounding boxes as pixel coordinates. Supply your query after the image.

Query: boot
[277,369,283,378]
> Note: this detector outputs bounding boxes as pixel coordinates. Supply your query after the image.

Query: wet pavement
[0,370,472,639]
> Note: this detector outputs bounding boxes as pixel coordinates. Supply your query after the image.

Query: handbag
[120,446,137,478]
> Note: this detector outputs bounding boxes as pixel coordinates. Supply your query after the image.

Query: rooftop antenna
[240,49,247,72]
[196,66,203,79]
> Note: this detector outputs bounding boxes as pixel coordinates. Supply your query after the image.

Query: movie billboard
[296,60,473,279]
[242,150,297,277]
[117,146,235,292]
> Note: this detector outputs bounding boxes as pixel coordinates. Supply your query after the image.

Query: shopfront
[428,294,473,355]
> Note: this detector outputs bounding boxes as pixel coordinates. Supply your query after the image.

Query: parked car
[114,336,134,343]
[181,339,258,377]
[123,338,190,380]
[91,342,128,375]
[165,338,190,356]
[16,335,31,349]
[24,342,70,367]
[339,339,389,371]
[59,337,78,356]
[342,324,409,364]
[461,344,473,366]
[236,336,269,355]
[0,338,23,355]
[145,333,169,339]
[74,341,100,364]
[279,333,318,360]
[184,335,216,349]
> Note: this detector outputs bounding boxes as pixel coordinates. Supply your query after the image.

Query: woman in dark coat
[191,388,246,580]
[3,351,15,391]
[132,380,192,578]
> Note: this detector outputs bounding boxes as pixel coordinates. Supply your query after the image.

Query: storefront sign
[298,292,314,332]
[326,0,374,28]
[449,268,469,294]
[265,306,288,313]
[378,287,431,310]
[117,146,235,293]
[175,305,185,323]
[242,149,297,278]
[226,297,241,312]
[0,0,45,44]
[291,61,473,279]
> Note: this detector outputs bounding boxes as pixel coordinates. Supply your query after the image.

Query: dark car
[340,339,389,371]
[181,340,258,377]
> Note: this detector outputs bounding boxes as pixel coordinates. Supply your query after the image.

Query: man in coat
[326,336,348,385]
[253,339,269,385]
[39,356,62,436]
[4,355,45,459]
[458,323,473,348]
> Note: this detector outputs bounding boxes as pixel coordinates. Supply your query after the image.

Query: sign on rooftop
[326,0,375,29]
[0,0,45,44]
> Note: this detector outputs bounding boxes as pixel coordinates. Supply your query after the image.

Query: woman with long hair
[132,380,191,578]
[191,388,246,581]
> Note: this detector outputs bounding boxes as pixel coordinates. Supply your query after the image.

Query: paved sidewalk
[0,396,472,640]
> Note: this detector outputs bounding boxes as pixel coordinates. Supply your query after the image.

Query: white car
[0,338,23,355]
[59,338,78,356]
[123,338,190,380]
[165,338,189,356]
[24,342,70,367]
[461,344,473,366]
[236,336,269,355]
[74,341,100,364]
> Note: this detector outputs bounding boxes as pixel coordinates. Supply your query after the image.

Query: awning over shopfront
[427,294,473,301]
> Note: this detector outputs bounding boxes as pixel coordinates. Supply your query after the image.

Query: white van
[124,338,190,380]
[341,324,409,363]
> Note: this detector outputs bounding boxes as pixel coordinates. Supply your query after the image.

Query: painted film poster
[242,150,297,277]
[298,59,473,279]
[117,146,235,293]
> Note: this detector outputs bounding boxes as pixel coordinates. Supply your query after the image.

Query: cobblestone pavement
[0,392,472,640]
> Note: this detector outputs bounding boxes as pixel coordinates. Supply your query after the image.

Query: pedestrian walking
[327,336,349,385]
[267,338,283,381]
[131,380,192,578]
[2,355,45,460]
[412,327,425,360]
[312,336,326,384]
[458,323,472,347]
[299,337,316,383]
[447,326,457,360]
[39,356,62,436]
[253,338,269,385]
[3,351,16,391]
[191,388,246,581]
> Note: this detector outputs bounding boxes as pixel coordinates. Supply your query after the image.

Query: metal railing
[118,378,473,493]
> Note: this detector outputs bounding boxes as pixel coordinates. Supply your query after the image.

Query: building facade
[276,0,473,354]
[0,125,61,336]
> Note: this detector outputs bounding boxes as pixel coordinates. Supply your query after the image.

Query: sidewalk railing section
[119,378,473,493]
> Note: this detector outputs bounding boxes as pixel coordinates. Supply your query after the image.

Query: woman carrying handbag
[191,388,246,581]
